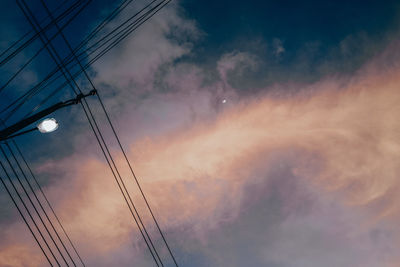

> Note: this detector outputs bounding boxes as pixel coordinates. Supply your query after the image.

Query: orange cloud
[2,47,400,266]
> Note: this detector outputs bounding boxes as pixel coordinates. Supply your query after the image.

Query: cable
[0,158,53,266]
[79,99,162,267]
[0,0,162,120]
[32,3,177,264]
[0,115,84,265]
[0,1,174,266]
[40,0,178,265]
[20,1,162,264]
[98,92,179,267]
[40,0,177,264]
[62,3,179,267]
[1,142,67,266]
[0,145,60,266]
[0,0,90,95]
[12,140,86,266]
[0,0,87,68]
[5,142,77,266]
[81,0,158,56]
[69,0,136,59]
[84,0,171,65]
[0,0,136,118]
[0,0,70,61]
[1,0,167,122]
[79,101,162,267]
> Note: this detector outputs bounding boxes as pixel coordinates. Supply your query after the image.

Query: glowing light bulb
[37,118,59,133]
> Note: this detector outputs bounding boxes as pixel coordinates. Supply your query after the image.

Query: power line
[41,0,178,264]
[0,0,90,95]
[3,0,138,118]
[18,1,163,265]
[81,0,158,56]
[11,140,86,266]
[1,143,69,266]
[43,0,175,264]
[0,0,87,68]
[0,144,60,266]
[0,155,53,266]
[0,0,70,61]
[98,92,180,267]
[5,142,77,266]
[1,0,167,122]
[70,0,136,56]
[79,97,163,267]
[38,0,178,265]
[0,0,131,117]
[79,101,163,267]
[1,0,178,265]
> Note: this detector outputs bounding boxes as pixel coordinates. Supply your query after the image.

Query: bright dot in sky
[37,118,59,133]
[222,99,227,104]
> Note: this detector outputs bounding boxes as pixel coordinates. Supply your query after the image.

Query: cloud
[3,42,399,266]
[92,2,199,94]
[1,2,400,266]
[217,51,258,85]
[273,38,285,56]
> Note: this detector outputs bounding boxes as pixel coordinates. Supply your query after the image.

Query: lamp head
[37,118,59,133]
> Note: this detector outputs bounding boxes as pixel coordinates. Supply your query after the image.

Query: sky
[0,0,400,266]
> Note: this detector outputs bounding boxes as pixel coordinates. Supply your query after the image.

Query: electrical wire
[39,0,178,265]
[0,156,53,266]
[41,0,178,264]
[0,0,87,68]
[19,1,163,265]
[0,145,60,266]
[0,1,176,266]
[11,140,86,266]
[1,142,68,266]
[0,0,70,61]
[81,0,158,56]
[0,0,90,95]
[0,0,135,117]
[5,142,77,266]
[0,0,167,122]
[0,0,138,99]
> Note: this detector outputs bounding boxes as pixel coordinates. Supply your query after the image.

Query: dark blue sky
[1,0,399,108]
[182,0,399,57]
[179,0,400,88]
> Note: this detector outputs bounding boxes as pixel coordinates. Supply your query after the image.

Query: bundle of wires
[0,0,178,266]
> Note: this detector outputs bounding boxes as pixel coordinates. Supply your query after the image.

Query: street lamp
[0,90,96,141]
[0,118,60,140]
